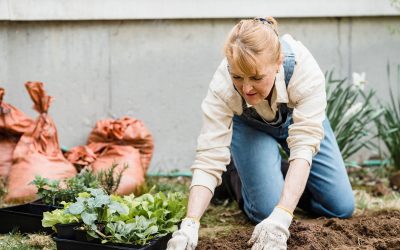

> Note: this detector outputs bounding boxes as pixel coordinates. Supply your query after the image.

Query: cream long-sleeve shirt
[190,34,327,194]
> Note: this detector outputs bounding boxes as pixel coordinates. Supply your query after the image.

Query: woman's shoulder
[280,33,314,60]
[282,34,326,102]
[280,34,304,56]
[280,33,295,42]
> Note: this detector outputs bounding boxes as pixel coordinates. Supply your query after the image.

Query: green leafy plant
[66,188,129,235]
[374,64,400,170]
[42,203,81,229]
[32,169,100,206]
[32,164,127,206]
[105,217,158,246]
[43,188,187,246]
[97,163,128,195]
[326,71,383,161]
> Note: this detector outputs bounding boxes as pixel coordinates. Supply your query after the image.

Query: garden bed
[197,210,400,250]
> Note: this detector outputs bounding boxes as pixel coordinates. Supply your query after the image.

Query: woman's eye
[232,76,242,80]
[252,77,263,81]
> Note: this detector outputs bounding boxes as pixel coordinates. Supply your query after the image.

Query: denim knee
[320,194,355,219]
[332,199,355,219]
[243,196,277,223]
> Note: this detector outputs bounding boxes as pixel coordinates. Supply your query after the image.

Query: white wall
[0,0,399,20]
[1,2,399,171]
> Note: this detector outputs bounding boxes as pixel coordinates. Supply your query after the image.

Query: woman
[167,17,354,250]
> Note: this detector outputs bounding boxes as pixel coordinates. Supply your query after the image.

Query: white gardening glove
[248,206,293,250]
[166,217,200,250]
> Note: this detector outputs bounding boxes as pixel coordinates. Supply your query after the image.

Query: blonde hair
[224,16,281,75]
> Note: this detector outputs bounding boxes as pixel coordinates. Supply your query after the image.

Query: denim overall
[229,38,355,224]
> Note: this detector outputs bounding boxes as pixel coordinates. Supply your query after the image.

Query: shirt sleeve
[190,60,234,194]
[286,39,327,166]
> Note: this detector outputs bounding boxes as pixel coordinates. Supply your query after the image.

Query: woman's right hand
[166,218,200,250]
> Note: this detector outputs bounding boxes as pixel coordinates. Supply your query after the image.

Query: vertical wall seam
[107,23,113,113]
[4,20,9,85]
[348,18,353,79]
[336,17,343,74]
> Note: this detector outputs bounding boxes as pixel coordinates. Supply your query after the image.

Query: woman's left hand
[247,206,293,250]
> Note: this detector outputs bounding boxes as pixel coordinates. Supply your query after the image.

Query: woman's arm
[278,158,311,213]
[186,185,213,220]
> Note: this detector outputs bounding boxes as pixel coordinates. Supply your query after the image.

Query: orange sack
[0,88,34,179]
[87,117,154,173]
[66,143,143,195]
[66,117,153,195]
[4,82,77,203]
[92,143,143,195]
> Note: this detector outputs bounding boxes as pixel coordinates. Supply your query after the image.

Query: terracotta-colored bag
[66,117,153,195]
[66,143,144,195]
[0,88,34,179]
[88,117,154,172]
[64,145,98,169]
[4,82,77,203]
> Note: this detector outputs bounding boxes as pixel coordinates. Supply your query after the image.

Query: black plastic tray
[55,223,81,240]
[29,200,61,215]
[54,234,172,250]
[0,203,53,234]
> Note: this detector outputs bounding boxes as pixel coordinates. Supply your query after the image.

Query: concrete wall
[1,0,399,20]
[1,16,400,171]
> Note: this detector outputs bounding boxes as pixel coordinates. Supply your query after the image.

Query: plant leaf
[67,202,85,215]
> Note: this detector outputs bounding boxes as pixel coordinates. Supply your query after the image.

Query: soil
[197,210,400,250]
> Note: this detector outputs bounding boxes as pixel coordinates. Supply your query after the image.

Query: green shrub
[326,71,383,161]
[374,64,400,170]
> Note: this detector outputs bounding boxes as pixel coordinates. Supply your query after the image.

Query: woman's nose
[242,82,253,93]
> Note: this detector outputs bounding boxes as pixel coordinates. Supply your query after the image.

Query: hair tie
[254,18,271,25]
[253,18,278,36]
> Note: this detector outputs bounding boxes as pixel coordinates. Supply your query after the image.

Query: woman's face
[228,55,281,106]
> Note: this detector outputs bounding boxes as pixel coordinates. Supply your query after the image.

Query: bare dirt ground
[197,210,400,250]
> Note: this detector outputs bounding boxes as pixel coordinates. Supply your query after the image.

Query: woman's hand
[247,207,293,250]
[167,185,213,250]
[166,218,200,250]
[248,159,309,250]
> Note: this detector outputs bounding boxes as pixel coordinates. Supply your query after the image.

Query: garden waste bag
[87,116,154,172]
[4,82,77,203]
[0,88,34,179]
[66,116,153,195]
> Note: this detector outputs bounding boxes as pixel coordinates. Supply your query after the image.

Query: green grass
[142,176,190,194]
[0,232,54,250]
[354,189,400,214]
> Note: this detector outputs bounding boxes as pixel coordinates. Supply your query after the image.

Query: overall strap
[280,38,296,88]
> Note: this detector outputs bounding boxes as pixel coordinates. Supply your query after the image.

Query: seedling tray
[29,199,61,215]
[0,204,53,233]
[54,234,172,250]
[55,223,81,240]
